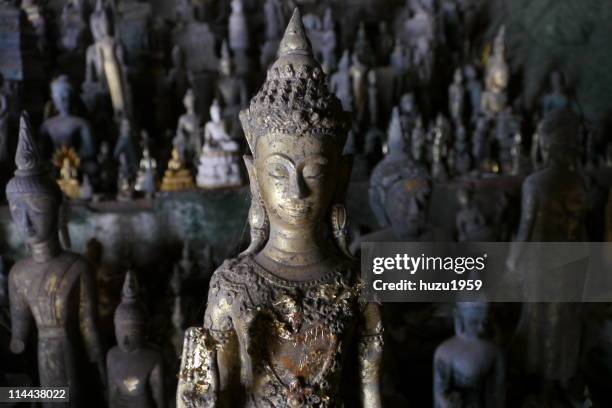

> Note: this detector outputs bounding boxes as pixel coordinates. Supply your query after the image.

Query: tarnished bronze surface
[177,9,383,407]
[6,112,105,404]
[41,75,95,165]
[434,301,505,408]
[508,108,588,401]
[107,270,165,408]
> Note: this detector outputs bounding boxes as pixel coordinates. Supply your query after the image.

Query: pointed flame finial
[277,8,312,58]
[15,112,42,177]
[121,269,139,303]
[386,106,405,154]
[221,39,230,61]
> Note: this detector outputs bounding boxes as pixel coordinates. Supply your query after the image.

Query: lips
[279,203,311,217]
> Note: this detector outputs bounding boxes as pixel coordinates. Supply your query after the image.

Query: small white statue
[196,100,243,189]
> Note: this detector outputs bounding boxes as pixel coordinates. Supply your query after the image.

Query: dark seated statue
[434,300,505,408]
[107,270,165,408]
[40,75,96,174]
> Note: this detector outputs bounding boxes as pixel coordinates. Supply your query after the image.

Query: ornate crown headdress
[114,269,147,325]
[239,8,349,155]
[6,112,63,200]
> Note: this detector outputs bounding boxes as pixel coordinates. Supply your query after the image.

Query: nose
[407,196,419,215]
[287,172,308,200]
[24,213,35,234]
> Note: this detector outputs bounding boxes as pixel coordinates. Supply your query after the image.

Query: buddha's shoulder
[209,255,257,288]
[10,257,35,274]
[10,252,89,274]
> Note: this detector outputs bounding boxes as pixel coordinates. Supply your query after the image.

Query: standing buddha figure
[433,300,505,408]
[107,269,165,408]
[481,26,509,116]
[85,0,132,120]
[135,137,158,198]
[350,52,368,126]
[449,68,465,125]
[174,89,202,164]
[216,40,248,137]
[330,50,353,113]
[177,9,383,407]
[6,113,106,404]
[507,108,588,405]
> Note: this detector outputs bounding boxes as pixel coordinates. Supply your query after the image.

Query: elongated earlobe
[241,156,269,256]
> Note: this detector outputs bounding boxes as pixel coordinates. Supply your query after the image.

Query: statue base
[196,151,243,189]
[161,170,195,192]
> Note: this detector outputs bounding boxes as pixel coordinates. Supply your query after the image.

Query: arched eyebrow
[264,153,295,170]
[301,155,329,166]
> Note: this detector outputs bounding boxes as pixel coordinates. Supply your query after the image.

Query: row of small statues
[29,24,605,205]
[3,0,610,208]
[34,75,246,201]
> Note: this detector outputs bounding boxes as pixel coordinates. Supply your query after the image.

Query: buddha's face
[183,92,195,112]
[255,133,339,229]
[386,177,431,239]
[115,321,145,352]
[456,305,489,339]
[454,69,462,83]
[8,193,59,245]
[51,83,72,115]
[492,68,508,88]
[457,190,469,207]
[210,104,221,122]
[120,119,131,136]
[220,59,232,77]
[400,94,414,113]
[99,17,111,38]
[171,47,184,68]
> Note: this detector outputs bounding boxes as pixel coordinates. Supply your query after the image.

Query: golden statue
[52,145,81,199]
[481,26,509,116]
[85,0,132,120]
[160,148,195,192]
[176,9,383,408]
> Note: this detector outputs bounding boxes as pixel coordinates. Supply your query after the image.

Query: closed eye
[268,165,288,180]
[303,164,325,179]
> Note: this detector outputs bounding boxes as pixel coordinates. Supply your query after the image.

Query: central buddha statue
[177,9,383,408]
